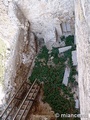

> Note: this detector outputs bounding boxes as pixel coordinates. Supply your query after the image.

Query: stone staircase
[0,80,41,120]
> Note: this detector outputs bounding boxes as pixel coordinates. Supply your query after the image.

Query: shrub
[51,47,59,57]
[65,35,74,46]
[53,56,60,64]
[37,45,49,62]
[29,41,79,118]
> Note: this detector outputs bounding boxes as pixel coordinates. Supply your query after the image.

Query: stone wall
[75,0,90,119]
[0,0,18,107]
[1,1,37,105]
[15,0,75,46]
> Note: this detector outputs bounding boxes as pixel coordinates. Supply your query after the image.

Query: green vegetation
[61,35,65,41]
[61,35,76,50]
[65,35,74,46]
[29,35,79,119]
[0,39,6,85]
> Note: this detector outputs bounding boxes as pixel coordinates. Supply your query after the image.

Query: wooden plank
[4,100,17,120]
[0,80,27,118]
[13,79,37,120]
[18,86,38,120]
[20,86,40,120]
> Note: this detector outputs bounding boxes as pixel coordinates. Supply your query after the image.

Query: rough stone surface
[72,50,78,66]
[62,67,70,86]
[15,0,75,44]
[59,46,72,53]
[0,0,19,107]
[75,99,79,109]
[75,0,90,119]
[0,1,37,106]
